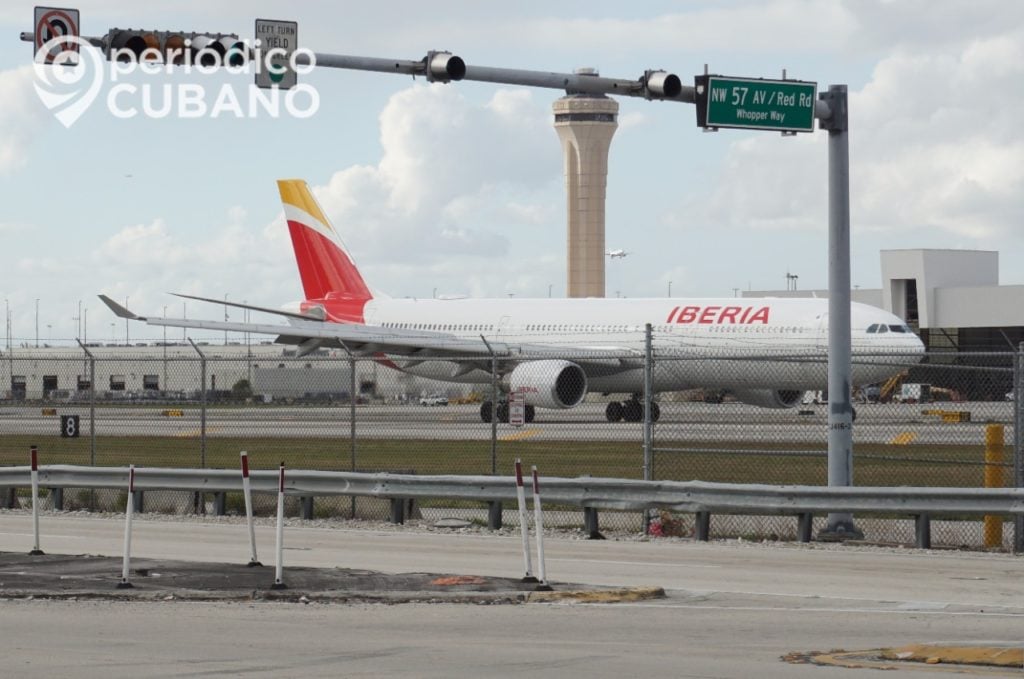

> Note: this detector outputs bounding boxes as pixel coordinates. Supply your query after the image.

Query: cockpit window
[866,324,879,334]
[877,324,888,334]
[888,324,906,333]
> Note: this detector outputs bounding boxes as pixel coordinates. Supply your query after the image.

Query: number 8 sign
[60,414,80,438]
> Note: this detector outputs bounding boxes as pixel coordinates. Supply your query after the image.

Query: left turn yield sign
[34,6,80,64]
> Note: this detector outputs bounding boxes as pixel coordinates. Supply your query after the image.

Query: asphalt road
[1,513,1022,677]
[1,401,1014,445]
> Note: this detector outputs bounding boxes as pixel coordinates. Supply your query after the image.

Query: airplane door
[497,315,511,337]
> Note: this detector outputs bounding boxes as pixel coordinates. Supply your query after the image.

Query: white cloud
[617,111,650,131]
[280,84,563,291]
[668,21,1024,248]
[90,208,295,319]
[0,66,45,175]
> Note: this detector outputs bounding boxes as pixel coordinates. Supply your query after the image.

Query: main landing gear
[480,400,535,424]
[605,398,660,423]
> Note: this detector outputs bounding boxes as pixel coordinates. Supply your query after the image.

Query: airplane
[606,249,630,258]
[100,179,925,424]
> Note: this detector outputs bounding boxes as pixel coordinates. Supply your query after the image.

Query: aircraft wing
[98,295,641,372]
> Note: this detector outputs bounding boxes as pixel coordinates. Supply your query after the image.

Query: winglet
[98,294,145,320]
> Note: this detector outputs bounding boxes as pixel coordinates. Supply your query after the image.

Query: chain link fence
[1,339,1021,549]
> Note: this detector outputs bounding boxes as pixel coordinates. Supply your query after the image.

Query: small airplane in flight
[100,180,924,423]
[606,249,630,258]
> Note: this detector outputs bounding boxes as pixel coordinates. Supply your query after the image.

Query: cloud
[91,208,295,318]
[0,66,45,175]
[285,84,562,280]
[668,21,1024,246]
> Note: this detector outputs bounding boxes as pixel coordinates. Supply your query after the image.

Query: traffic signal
[108,29,160,61]
[424,51,465,82]
[104,29,250,67]
[643,70,682,99]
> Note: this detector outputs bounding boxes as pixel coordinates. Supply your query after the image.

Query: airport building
[745,248,1024,399]
[553,72,619,298]
[745,249,1024,351]
[0,343,435,403]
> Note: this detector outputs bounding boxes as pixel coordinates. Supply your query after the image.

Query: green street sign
[695,76,817,133]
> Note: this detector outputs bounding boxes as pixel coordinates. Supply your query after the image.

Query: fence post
[642,323,653,534]
[339,342,358,519]
[480,336,499,477]
[1014,343,1024,553]
[76,340,96,467]
[188,339,207,514]
[76,340,97,511]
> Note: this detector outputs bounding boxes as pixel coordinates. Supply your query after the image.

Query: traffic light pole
[817,85,860,539]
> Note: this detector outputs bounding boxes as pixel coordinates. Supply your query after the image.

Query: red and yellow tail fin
[277,179,372,302]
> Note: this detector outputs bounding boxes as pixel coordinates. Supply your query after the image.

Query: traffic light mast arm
[464,64,693,102]
[304,50,692,101]
[19,30,104,48]
[297,51,445,79]
[19,28,832,116]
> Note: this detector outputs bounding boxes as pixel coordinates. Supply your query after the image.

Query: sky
[1,0,1022,345]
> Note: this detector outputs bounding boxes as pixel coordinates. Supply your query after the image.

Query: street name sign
[695,75,817,133]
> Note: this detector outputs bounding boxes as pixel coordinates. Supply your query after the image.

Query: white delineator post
[29,445,44,556]
[118,465,135,589]
[271,463,286,590]
[240,452,261,567]
[514,459,536,582]
[531,466,550,589]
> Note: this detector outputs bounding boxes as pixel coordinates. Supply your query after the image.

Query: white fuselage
[359,296,924,394]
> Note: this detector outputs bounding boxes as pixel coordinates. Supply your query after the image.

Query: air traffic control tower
[553,70,619,298]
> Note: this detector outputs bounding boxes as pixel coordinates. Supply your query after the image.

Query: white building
[745,248,1023,399]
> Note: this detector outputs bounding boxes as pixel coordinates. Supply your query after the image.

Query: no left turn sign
[34,6,80,64]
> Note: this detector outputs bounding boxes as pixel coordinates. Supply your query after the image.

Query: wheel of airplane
[623,400,643,423]
[480,401,493,423]
[650,401,661,423]
[496,402,510,423]
[852,406,857,422]
[605,401,623,422]
[525,404,535,423]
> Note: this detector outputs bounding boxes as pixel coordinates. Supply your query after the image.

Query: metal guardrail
[2,465,1023,516]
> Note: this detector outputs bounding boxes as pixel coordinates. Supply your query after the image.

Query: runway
[0,401,1014,445]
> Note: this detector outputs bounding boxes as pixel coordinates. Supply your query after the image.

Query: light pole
[667,280,672,297]
[224,293,229,345]
[182,301,187,342]
[162,305,168,393]
[547,284,552,298]
[245,301,252,385]
[35,298,39,348]
[46,324,51,345]
[110,322,115,344]
[125,296,129,346]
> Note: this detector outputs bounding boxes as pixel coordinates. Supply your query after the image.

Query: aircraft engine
[730,388,804,409]
[508,360,588,409]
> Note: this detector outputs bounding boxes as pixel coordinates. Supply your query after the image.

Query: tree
[231,378,253,401]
